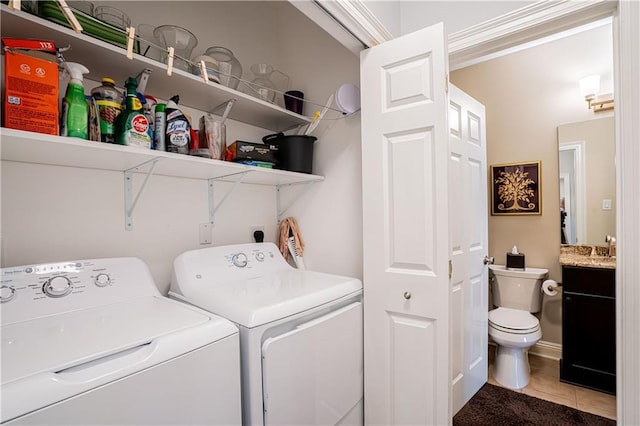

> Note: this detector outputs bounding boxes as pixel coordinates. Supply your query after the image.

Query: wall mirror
[558,116,615,246]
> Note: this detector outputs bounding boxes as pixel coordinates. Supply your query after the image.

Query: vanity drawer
[562,266,615,297]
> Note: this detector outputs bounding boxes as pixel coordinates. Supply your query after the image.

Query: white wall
[1,2,361,291]
[363,1,534,38]
[362,1,401,36]
[1,163,277,294]
[274,3,362,279]
[399,1,534,35]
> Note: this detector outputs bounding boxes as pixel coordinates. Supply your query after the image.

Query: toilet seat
[489,307,539,334]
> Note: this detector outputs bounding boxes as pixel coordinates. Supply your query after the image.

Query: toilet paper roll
[542,279,559,296]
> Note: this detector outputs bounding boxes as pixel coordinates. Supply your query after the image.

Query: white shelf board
[0,128,324,186]
[0,5,312,132]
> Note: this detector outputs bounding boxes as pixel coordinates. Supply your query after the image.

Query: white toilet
[488,264,548,389]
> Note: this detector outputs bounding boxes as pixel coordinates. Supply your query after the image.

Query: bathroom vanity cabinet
[560,265,616,394]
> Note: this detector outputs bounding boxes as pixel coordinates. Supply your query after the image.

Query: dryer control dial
[94,273,111,287]
[0,285,16,303]
[255,252,265,262]
[43,276,72,298]
[232,253,248,268]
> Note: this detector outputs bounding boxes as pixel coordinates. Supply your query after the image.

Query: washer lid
[1,296,236,385]
[488,307,539,331]
[170,269,362,328]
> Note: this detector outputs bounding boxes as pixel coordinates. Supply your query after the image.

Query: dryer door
[261,301,363,425]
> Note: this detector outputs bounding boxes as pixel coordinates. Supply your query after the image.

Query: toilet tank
[489,265,548,313]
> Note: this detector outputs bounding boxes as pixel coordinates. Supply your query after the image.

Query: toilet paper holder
[542,279,562,296]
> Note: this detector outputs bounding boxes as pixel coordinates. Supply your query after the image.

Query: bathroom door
[448,84,489,414]
[361,22,451,425]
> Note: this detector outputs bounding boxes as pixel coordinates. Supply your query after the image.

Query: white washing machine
[169,243,363,426]
[0,257,242,425]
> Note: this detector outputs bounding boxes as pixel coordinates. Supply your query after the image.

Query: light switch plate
[199,223,212,245]
[602,199,612,210]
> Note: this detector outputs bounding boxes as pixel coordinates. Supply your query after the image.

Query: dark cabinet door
[560,266,616,394]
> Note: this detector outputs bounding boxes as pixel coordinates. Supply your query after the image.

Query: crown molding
[314,0,394,47]
[449,0,617,69]
[295,0,617,66]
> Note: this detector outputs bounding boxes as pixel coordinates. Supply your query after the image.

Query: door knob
[483,256,494,265]
[403,291,412,300]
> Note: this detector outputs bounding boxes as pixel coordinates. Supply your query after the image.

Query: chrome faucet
[605,235,617,257]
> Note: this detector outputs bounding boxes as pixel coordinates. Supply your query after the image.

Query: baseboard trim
[489,340,562,361]
[529,340,562,360]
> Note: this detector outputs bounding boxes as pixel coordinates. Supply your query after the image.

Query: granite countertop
[560,245,616,269]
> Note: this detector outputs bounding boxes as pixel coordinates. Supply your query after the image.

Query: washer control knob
[232,253,248,268]
[94,273,111,287]
[0,286,16,303]
[43,276,72,298]
[255,252,265,262]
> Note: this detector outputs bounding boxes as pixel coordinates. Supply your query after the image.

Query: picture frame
[490,161,541,215]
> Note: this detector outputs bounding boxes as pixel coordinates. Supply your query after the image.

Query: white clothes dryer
[169,243,363,426]
[1,257,242,425]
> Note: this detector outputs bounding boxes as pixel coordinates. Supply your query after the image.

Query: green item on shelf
[91,77,123,144]
[114,77,151,149]
[37,1,132,50]
[233,160,275,169]
[60,62,90,139]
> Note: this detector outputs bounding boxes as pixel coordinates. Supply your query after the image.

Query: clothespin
[199,60,209,83]
[126,26,135,59]
[57,0,83,33]
[8,0,21,10]
[166,46,174,76]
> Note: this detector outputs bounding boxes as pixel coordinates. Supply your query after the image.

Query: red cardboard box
[225,140,277,163]
[3,38,59,135]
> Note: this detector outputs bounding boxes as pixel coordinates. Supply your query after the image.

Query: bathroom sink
[560,245,616,269]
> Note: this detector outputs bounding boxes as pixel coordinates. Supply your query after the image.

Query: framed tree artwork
[490,161,541,215]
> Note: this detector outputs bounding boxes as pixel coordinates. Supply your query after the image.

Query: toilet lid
[489,307,539,332]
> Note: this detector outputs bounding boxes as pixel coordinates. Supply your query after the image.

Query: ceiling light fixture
[579,74,614,112]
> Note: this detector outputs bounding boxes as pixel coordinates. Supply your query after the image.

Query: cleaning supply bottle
[114,77,152,149]
[60,62,90,139]
[165,95,191,155]
[91,77,123,143]
[153,103,166,151]
[142,94,157,143]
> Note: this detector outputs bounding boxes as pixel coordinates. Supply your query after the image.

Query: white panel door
[361,23,450,426]
[448,84,489,414]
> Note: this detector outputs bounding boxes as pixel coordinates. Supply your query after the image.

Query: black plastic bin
[262,133,316,174]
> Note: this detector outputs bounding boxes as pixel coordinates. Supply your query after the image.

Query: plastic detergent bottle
[60,62,90,139]
[91,77,123,143]
[114,77,152,149]
[165,95,191,154]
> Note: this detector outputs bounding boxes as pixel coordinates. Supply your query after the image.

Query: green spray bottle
[60,62,90,139]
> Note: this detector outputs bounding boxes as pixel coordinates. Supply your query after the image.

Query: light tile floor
[488,348,617,421]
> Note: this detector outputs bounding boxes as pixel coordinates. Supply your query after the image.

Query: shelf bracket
[136,68,153,94]
[210,98,238,116]
[276,181,317,221]
[208,170,250,224]
[124,158,161,231]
